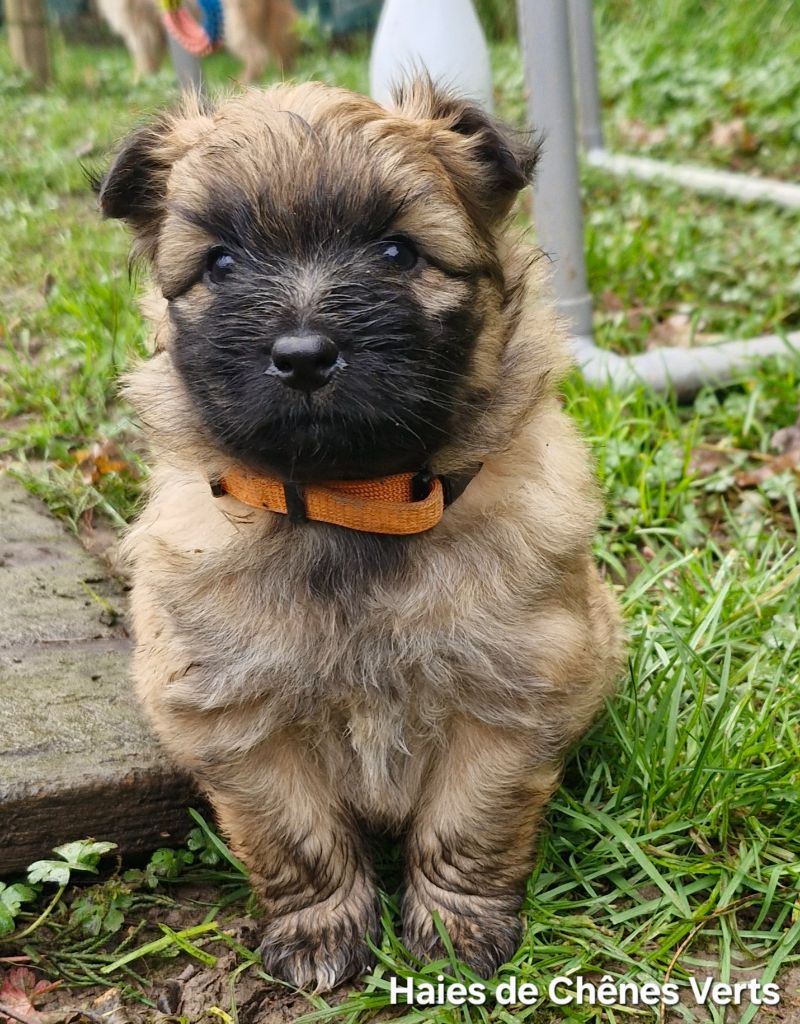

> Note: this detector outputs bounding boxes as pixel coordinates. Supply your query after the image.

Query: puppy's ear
[93,102,212,259]
[391,76,539,222]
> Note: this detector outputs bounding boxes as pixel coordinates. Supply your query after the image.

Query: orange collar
[211,465,480,535]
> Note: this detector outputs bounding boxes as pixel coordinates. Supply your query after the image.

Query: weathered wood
[4,0,52,87]
[0,476,198,875]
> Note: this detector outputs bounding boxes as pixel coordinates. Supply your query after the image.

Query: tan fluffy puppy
[97,80,624,991]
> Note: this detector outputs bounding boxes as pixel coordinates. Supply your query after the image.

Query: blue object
[198,0,224,45]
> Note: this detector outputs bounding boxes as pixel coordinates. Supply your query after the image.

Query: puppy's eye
[206,248,236,285]
[380,238,418,272]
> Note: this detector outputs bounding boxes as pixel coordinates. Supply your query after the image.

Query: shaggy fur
[98,80,624,991]
[95,0,297,82]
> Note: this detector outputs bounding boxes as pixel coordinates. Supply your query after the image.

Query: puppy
[95,0,297,82]
[98,80,624,991]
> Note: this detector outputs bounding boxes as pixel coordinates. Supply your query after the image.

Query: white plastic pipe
[370,0,494,112]
[587,149,800,211]
[566,0,800,213]
[572,332,799,400]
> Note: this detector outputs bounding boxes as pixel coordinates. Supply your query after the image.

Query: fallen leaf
[155,980,182,1015]
[88,988,132,1024]
[646,312,693,349]
[618,118,668,147]
[597,291,651,332]
[0,968,59,1024]
[709,117,760,153]
[72,441,136,484]
[600,289,625,312]
[771,415,800,457]
[730,413,800,488]
[735,451,800,487]
[689,447,731,477]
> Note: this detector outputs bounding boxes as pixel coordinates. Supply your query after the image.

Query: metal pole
[567,0,603,151]
[517,0,798,398]
[518,0,592,337]
[167,34,203,94]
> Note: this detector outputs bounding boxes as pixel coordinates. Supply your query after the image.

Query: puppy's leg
[237,40,269,84]
[128,0,166,78]
[403,720,558,977]
[208,732,380,991]
[95,0,165,79]
[222,0,269,83]
[263,0,297,71]
[223,0,294,83]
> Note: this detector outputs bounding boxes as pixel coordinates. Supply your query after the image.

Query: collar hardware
[411,469,434,502]
[282,482,308,524]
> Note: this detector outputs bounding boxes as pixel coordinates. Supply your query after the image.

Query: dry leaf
[598,291,650,332]
[618,118,668,147]
[709,118,760,153]
[88,988,132,1024]
[733,412,800,487]
[689,447,731,478]
[0,967,58,1024]
[72,440,135,484]
[771,416,800,457]
[735,451,800,488]
[600,289,625,312]
[646,312,693,349]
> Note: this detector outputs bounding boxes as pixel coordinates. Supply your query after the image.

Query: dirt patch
[6,954,799,1023]
[771,968,800,1023]
[666,963,800,1024]
[0,908,349,1024]
[10,955,348,1024]
[153,954,322,1023]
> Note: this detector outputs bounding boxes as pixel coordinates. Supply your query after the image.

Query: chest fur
[138,512,557,720]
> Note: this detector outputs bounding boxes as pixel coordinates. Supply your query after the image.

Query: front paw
[259,885,382,992]
[402,880,522,978]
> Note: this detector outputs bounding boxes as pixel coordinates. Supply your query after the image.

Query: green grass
[596,0,800,181]
[1,1,800,1020]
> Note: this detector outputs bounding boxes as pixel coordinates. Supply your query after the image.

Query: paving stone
[0,475,198,874]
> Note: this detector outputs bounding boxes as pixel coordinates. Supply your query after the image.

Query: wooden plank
[0,476,198,874]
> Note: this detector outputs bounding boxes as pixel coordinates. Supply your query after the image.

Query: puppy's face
[100,81,537,481]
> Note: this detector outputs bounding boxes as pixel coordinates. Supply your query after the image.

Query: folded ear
[391,76,540,223]
[93,101,213,260]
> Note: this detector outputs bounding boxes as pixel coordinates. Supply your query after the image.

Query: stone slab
[0,475,198,874]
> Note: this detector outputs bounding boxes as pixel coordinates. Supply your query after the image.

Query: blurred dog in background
[95,0,297,82]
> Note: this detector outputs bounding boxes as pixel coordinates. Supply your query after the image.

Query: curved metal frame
[519,0,799,397]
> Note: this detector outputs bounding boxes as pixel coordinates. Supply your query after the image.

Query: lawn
[1,1,799,1022]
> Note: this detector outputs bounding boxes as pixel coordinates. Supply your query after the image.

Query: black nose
[270,333,339,391]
